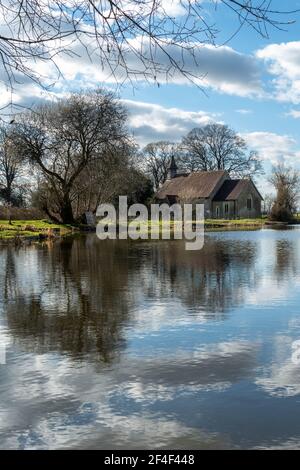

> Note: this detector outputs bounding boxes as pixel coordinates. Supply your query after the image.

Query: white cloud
[0,36,264,112]
[236,109,253,115]
[243,131,300,166]
[8,30,300,110]
[118,340,258,404]
[256,360,300,398]
[256,335,300,398]
[122,99,219,145]
[148,43,263,97]
[257,41,300,104]
[35,38,300,105]
[0,334,253,449]
[286,109,300,119]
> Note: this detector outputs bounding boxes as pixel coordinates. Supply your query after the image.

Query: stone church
[155,157,263,219]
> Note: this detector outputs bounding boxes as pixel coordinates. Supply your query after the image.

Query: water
[1,229,300,449]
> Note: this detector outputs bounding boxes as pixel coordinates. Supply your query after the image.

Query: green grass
[292,214,300,223]
[113,218,267,236]
[204,217,266,227]
[0,219,74,240]
[146,218,266,228]
[0,216,268,241]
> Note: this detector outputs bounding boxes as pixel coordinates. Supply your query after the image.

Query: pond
[1,229,300,449]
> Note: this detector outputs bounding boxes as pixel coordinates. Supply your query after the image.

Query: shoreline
[0,217,298,244]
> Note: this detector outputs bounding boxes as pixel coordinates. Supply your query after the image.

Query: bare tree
[141,141,179,190]
[32,142,153,220]
[181,124,262,177]
[11,89,129,223]
[72,144,133,216]
[180,130,209,172]
[70,141,152,216]
[263,193,275,215]
[0,1,297,106]
[269,164,300,221]
[0,125,25,205]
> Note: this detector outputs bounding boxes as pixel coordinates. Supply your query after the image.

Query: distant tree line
[1,88,298,224]
[141,125,262,191]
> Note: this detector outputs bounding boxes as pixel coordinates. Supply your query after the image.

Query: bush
[0,206,45,220]
[270,204,293,222]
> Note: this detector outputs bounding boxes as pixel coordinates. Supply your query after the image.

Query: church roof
[155,171,263,202]
[213,179,263,201]
[156,170,227,200]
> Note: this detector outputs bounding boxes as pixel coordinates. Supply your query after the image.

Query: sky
[2,0,300,194]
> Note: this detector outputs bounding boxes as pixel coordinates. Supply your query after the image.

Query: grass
[145,217,266,228]
[0,219,75,240]
[292,214,300,223]
[0,216,269,241]
[204,217,266,227]
[110,217,267,236]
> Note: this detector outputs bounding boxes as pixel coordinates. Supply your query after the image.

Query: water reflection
[144,238,257,315]
[1,240,138,362]
[1,230,300,448]
[1,237,258,361]
[274,239,298,280]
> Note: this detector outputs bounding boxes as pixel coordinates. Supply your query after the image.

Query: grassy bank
[119,218,267,236]
[147,218,266,229]
[204,218,266,228]
[0,216,278,241]
[0,220,74,240]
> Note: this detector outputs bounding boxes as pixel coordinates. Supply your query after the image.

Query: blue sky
[2,0,300,194]
[119,1,300,193]
[127,0,300,194]
[118,1,300,142]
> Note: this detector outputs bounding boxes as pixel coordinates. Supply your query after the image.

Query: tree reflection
[2,238,138,363]
[274,239,298,281]
[1,234,259,362]
[139,238,257,316]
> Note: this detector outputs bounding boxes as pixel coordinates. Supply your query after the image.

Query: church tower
[167,155,178,180]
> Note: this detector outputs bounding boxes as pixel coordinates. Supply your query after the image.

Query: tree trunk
[60,194,75,224]
[6,185,12,205]
[43,206,61,225]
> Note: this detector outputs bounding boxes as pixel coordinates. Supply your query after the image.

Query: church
[155,157,263,219]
